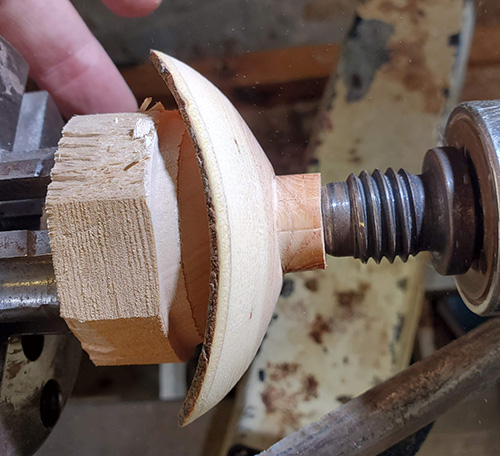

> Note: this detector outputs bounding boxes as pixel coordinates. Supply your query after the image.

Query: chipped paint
[341,15,394,102]
[223,0,474,452]
[257,362,321,436]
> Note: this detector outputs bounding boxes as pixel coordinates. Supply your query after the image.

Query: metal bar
[0,36,28,152]
[13,91,64,152]
[0,230,50,259]
[260,318,500,456]
[0,148,55,201]
[0,230,63,333]
[0,198,45,219]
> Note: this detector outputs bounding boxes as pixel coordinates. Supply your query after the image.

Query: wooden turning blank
[47,49,326,425]
[46,106,211,365]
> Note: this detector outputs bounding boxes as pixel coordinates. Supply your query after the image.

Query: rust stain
[260,385,305,431]
[303,0,351,21]
[336,394,352,404]
[335,281,370,308]
[261,384,282,414]
[380,330,389,346]
[397,44,442,113]
[267,362,299,381]
[6,360,24,380]
[348,147,361,164]
[304,278,318,292]
[281,409,303,430]
[379,0,426,25]
[308,282,370,344]
[309,314,333,344]
[260,385,283,413]
[374,1,444,113]
[303,375,319,400]
[260,365,320,435]
[320,115,334,132]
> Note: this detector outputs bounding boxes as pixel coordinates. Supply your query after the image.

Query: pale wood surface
[47,109,205,365]
[49,50,326,426]
[275,173,324,273]
[151,51,313,425]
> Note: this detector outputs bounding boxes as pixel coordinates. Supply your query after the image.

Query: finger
[101,0,162,18]
[0,0,138,118]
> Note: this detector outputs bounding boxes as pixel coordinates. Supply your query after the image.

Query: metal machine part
[260,316,500,456]
[322,146,478,273]
[0,34,28,152]
[0,333,81,456]
[322,101,500,316]
[0,35,81,456]
[1,29,500,456]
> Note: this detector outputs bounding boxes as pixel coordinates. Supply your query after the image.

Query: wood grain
[275,173,325,273]
[48,51,326,425]
[47,108,208,365]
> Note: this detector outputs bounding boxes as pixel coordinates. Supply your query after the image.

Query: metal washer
[445,101,500,315]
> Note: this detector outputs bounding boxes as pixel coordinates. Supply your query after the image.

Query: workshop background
[33,0,500,454]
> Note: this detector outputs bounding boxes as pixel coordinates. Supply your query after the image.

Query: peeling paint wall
[222,0,474,452]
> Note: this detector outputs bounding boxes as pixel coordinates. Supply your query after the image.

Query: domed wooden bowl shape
[46,51,326,424]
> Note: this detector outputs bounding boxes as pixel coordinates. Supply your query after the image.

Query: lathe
[2,33,500,456]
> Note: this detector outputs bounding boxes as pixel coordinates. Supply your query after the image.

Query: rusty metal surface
[223,1,475,452]
[0,334,81,456]
[321,146,478,275]
[445,101,500,315]
[0,33,80,456]
[260,318,500,456]
[0,230,50,259]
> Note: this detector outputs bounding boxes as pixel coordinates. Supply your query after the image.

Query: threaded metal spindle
[323,169,425,263]
[321,147,479,274]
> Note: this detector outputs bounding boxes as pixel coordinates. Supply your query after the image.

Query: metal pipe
[260,317,500,456]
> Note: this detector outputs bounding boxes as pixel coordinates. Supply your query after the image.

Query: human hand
[0,0,162,118]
